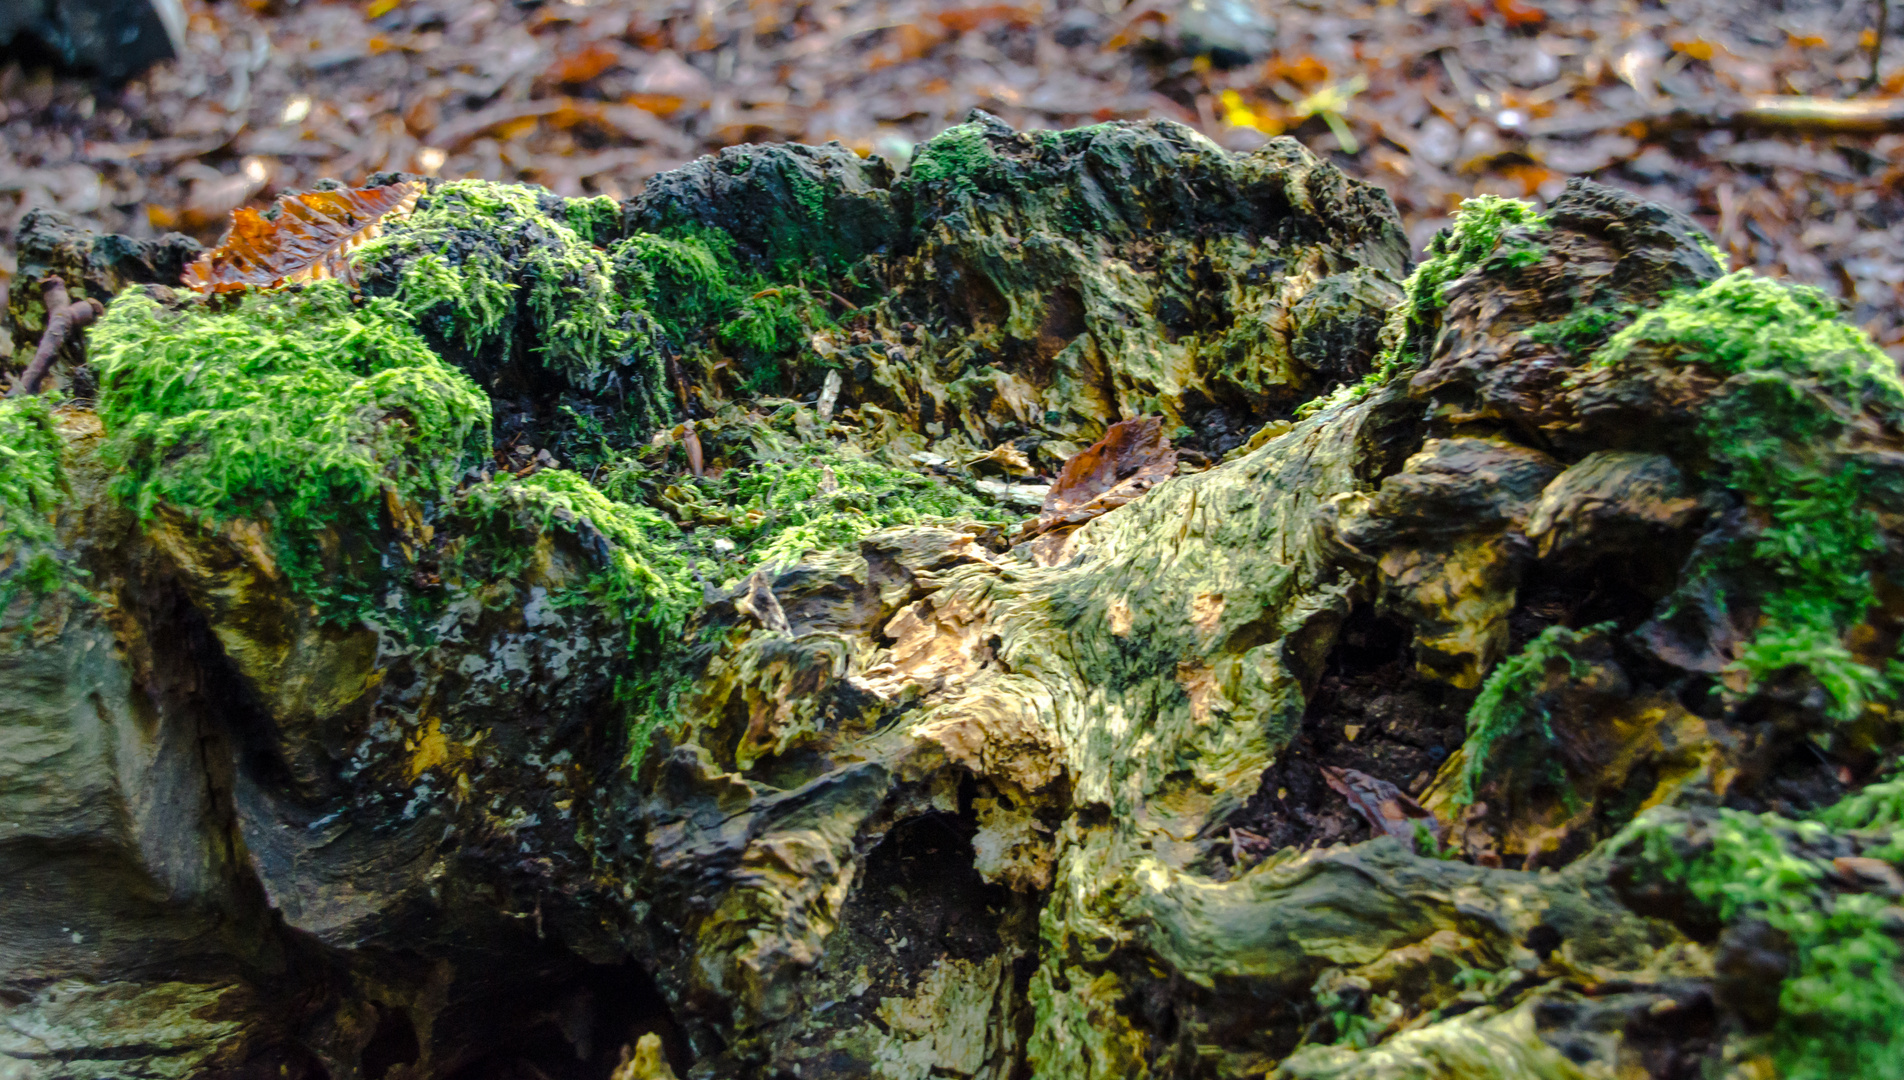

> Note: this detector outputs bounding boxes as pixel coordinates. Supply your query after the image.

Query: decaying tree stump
[5,112,1904,1080]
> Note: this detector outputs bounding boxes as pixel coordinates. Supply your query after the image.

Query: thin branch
[1862,0,1891,93]
[1525,94,1904,140]
[10,276,103,397]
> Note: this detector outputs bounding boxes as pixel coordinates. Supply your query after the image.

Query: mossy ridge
[598,404,1014,590]
[0,395,77,615]
[1593,272,1904,720]
[90,282,491,627]
[356,179,672,439]
[1624,796,1904,1080]
[628,141,897,282]
[1452,622,1612,810]
[905,122,999,196]
[610,225,846,397]
[1297,195,1547,419]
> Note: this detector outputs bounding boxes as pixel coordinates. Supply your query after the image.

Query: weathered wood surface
[4,115,1903,1080]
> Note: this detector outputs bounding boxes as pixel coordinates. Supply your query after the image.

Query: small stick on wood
[1525,93,1904,139]
[11,276,104,397]
[664,347,692,416]
[682,419,704,478]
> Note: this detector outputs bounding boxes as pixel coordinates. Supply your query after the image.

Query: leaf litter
[0,0,1901,369]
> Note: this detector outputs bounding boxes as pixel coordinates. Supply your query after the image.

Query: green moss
[564,194,621,245]
[388,249,517,353]
[610,227,841,395]
[719,287,833,394]
[1694,231,1730,270]
[1524,301,1643,356]
[1296,196,1547,419]
[1625,799,1904,1079]
[1594,272,1904,720]
[0,396,76,613]
[907,123,998,194]
[357,180,670,434]
[1378,195,1547,370]
[457,467,702,763]
[90,282,490,625]
[613,230,743,344]
[1452,622,1612,809]
[603,437,1009,588]
[788,170,828,224]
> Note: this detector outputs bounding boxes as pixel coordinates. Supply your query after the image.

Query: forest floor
[2,0,1901,361]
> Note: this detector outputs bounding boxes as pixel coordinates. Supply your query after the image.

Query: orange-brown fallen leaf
[1015,416,1177,541]
[545,42,623,85]
[1492,0,1547,29]
[935,5,1038,33]
[182,181,424,294]
[1321,765,1444,843]
[1044,416,1176,516]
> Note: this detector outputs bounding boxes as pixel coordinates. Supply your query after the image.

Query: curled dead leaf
[183,181,424,294]
[1321,765,1443,843]
[1016,416,1175,541]
[965,442,1037,479]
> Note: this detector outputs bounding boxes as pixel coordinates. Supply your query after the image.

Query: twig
[1525,94,1904,139]
[682,419,704,477]
[11,276,103,397]
[1863,0,1891,92]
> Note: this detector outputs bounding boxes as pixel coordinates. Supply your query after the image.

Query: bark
[3,116,1902,1080]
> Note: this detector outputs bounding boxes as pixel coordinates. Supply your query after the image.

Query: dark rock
[0,0,182,80]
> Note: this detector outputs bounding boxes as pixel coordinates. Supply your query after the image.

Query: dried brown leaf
[545,42,623,85]
[1043,415,1176,517]
[1013,416,1175,543]
[182,181,424,294]
[1320,765,1443,843]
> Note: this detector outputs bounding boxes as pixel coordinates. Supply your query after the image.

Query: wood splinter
[11,276,104,397]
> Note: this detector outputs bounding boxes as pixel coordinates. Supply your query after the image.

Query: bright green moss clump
[90,282,490,623]
[358,180,671,436]
[610,227,842,396]
[614,231,742,345]
[0,396,73,612]
[1595,272,1904,719]
[906,123,998,194]
[1626,797,1904,1079]
[1377,195,1547,372]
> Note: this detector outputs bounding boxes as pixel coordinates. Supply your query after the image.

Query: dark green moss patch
[1453,622,1611,810]
[0,396,76,614]
[1524,301,1644,356]
[906,122,998,196]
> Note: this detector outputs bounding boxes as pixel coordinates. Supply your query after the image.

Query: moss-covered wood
[5,118,1904,1080]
